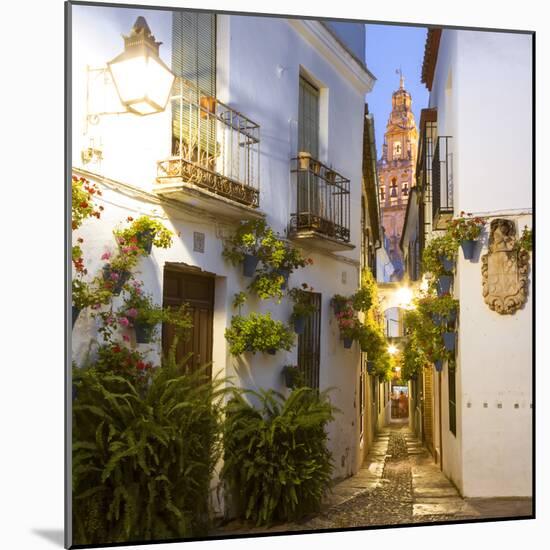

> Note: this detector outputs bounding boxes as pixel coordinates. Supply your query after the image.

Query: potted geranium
[115,215,173,255]
[448,211,487,260]
[288,284,316,334]
[334,301,359,349]
[101,250,136,295]
[121,280,192,344]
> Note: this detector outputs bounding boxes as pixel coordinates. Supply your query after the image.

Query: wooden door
[162,267,214,375]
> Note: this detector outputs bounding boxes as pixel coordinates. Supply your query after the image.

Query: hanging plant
[222,219,272,276]
[288,284,316,334]
[422,234,459,276]
[71,175,104,231]
[447,211,487,260]
[114,215,173,254]
[225,313,295,355]
[281,365,305,389]
[248,269,286,301]
[119,281,192,344]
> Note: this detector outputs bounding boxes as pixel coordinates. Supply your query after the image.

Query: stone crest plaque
[481,219,530,314]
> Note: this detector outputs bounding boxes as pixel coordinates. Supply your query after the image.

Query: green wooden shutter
[298,76,319,158]
[171,12,216,157]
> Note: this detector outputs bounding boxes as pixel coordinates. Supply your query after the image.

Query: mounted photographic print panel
[67,0,534,547]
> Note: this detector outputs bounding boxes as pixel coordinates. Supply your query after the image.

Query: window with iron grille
[449,366,457,436]
[297,292,321,389]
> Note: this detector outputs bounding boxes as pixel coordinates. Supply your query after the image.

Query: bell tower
[377,71,418,280]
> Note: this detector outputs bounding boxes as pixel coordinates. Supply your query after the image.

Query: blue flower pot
[293,316,306,334]
[136,229,154,254]
[242,254,260,277]
[439,255,454,273]
[437,275,453,297]
[134,320,154,344]
[276,268,290,290]
[343,338,353,349]
[461,239,477,260]
[72,306,81,328]
[431,313,443,326]
[103,265,131,295]
[434,359,443,372]
[443,331,456,352]
[367,361,376,374]
[266,348,277,355]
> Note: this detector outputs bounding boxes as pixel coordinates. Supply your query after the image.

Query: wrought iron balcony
[155,78,260,216]
[289,156,352,251]
[432,136,453,229]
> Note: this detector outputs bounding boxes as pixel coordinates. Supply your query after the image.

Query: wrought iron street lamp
[108,16,175,116]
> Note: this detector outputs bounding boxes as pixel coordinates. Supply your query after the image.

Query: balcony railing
[156,78,260,208]
[289,156,351,247]
[432,136,453,228]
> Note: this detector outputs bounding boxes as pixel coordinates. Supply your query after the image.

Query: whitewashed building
[402,28,533,497]
[70,4,376,485]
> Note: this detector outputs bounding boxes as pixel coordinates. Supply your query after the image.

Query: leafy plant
[516,225,532,252]
[115,215,174,252]
[72,344,227,545]
[248,269,285,301]
[352,269,376,312]
[232,291,248,311]
[266,238,312,271]
[224,313,295,355]
[221,387,336,526]
[447,211,487,241]
[72,278,111,310]
[222,219,272,265]
[288,284,317,320]
[422,234,459,276]
[281,365,305,389]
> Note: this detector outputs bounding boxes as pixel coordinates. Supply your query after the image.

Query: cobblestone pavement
[216,424,532,535]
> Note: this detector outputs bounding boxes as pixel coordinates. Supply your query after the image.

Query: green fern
[72,342,227,545]
[221,387,336,526]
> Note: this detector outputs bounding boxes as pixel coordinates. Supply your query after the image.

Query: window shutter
[171,12,216,156]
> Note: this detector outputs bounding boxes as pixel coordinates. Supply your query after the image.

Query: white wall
[71,5,373,481]
[430,29,533,497]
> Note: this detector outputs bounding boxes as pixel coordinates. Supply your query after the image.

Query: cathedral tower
[377,72,418,280]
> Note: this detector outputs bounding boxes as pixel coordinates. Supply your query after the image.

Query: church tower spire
[377,72,419,281]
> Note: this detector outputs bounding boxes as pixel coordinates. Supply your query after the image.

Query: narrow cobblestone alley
[218,425,532,535]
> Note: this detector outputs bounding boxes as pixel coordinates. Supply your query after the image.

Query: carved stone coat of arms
[481,219,530,314]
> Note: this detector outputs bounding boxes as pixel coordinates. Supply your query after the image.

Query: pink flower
[110,272,120,281]
[91,303,101,310]
[101,252,111,261]
[119,317,130,327]
[126,308,138,318]
[123,335,130,342]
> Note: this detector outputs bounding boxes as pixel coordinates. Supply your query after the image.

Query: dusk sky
[364,24,429,159]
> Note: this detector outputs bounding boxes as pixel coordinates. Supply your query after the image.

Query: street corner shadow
[32,528,65,547]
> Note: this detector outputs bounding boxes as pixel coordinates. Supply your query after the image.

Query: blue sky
[365,24,429,159]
